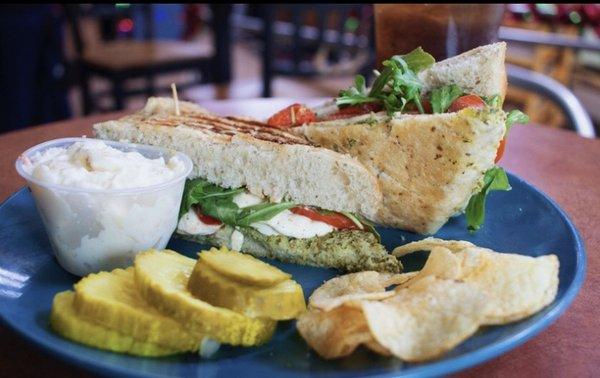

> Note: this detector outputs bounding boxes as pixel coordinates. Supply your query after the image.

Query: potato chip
[308,271,415,311]
[296,305,374,359]
[311,292,393,312]
[409,247,461,282]
[298,238,560,363]
[455,247,559,324]
[397,239,560,325]
[361,276,488,362]
[364,340,392,356]
[392,237,475,257]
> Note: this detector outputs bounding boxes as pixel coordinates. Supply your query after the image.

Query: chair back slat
[259,4,374,97]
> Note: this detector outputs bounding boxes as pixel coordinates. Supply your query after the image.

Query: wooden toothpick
[171,83,180,116]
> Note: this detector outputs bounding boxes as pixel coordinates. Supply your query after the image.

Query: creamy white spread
[20,139,188,276]
[22,139,185,190]
[177,192,334,240]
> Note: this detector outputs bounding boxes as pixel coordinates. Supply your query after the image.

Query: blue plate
[0,173,585,377]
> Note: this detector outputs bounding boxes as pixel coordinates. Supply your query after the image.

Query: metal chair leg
[112,76,125,111]
[81,67,93,115]
[211,4,233,85]
[145,73,155,97]
[507,64,596,138]
[261,5,274,98]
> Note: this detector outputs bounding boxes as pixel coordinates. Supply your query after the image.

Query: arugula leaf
[340,211,365,230]
[336,47,435,115]
[400,47,435,73]
[505,109,530,133]
[335,92,379,107]
[430,84,463,113]
[179,178,243,217]
[354,214,381,242]
[354,74,367,94]
[201,197,240,226]
[368,60,395,96]
[465,167,511,231]
[180,178,295,227]
[336,74,379,107]
[237,202,297,227]
[482,94,502,108]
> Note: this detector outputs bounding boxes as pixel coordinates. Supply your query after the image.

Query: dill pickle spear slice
[73,267,200,352]
[50,291,179,357]
[188,260,306,320]
[199,247,291,287]
[134,249,277,346]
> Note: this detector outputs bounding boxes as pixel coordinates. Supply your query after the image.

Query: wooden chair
[257,4,375,97]
[63,4,232,114]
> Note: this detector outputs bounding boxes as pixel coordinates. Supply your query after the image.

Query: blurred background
[0,4,599,137]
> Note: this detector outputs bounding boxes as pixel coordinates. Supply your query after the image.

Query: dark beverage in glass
[374,4,506,65]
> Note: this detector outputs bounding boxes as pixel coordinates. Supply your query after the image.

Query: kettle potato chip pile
[297,238,559,362]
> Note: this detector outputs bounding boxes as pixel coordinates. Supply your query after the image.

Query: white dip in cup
[15,138,193,276]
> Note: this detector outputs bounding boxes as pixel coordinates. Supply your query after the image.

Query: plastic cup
[374,4,506,64]
[15,137,193,276]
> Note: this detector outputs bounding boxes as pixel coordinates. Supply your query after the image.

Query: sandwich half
[267,43,526,234]
[93,97,401,273]
[296,108,505,234]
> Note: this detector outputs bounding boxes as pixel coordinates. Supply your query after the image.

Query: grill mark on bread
[125,112,309,145]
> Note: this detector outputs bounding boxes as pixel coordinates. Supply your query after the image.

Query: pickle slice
[74,267,200,352]
[199,247,291,287]
[134,249,277,346]
[188,260,306,320]
[50,291,178,357]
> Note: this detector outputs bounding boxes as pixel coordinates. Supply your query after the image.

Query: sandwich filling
[178,192,335,240]
[174,179,402,273]
[177,178,378,246]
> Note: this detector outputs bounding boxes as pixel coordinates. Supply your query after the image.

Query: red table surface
[0,99,598,377]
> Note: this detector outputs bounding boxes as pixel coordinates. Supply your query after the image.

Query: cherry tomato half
[495,138,506,163]
[448,95,486,112]
[290,206,360,230]
[267,103,317,128]
[323,103,383,121]
[193,206,222,225]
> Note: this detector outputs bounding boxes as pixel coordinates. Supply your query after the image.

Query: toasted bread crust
[419,42,507,101]
[93,97,382,219]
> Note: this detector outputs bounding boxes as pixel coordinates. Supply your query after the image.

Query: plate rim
[0,171,587,378]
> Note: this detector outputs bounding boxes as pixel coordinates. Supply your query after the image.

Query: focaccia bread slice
[93,97,382,220]
[296,108,505,234]
[419,42,507,101]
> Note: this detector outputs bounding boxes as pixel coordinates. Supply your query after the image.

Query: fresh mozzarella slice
[252,210,334,239]
[178,210,222,236]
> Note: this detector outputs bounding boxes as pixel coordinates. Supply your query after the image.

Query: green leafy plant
[336,47,435,115]
[465,167,511,231]
[430,84,463,113]
[180,179,294,226]
[236,202,297,227]
[482,94,502,108]
[505,109,530,133]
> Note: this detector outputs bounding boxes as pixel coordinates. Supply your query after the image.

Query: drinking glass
[374,4,506,65]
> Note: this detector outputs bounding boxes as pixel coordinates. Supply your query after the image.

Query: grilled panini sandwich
[93,97,401,273]
[280,43,526,234]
